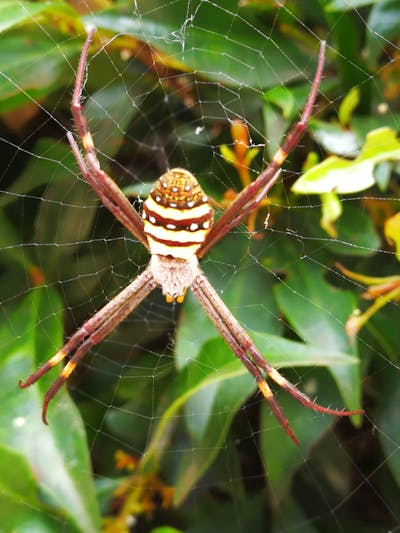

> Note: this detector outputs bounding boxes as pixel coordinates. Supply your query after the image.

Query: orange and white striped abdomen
[143,168,214,260]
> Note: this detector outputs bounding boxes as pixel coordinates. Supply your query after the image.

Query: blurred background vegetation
[1,0,400,531]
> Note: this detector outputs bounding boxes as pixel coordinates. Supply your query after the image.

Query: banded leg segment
[191,270,363,445]
[191,271,299,444]
[69,27,148,248]
[19,268,157,422]
[197,41,326,258]
[248,349,364,417]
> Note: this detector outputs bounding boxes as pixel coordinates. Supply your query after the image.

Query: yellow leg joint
[257,380,273,400]
[49,349,67,367]
[61,361,77,379]
[272,147,286,166]
[82,132,94,150]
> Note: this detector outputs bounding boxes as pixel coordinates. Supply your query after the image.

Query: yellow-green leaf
[220,144,236,165]
[320,192,343,238]
[292,127,400,194]
[338,86,360,126]
[385,212,400,261]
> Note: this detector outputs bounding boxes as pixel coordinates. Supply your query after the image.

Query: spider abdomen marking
[143,168,214,260]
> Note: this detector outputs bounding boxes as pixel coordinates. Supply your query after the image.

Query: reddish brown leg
[69,27,148,248]
[191,270,363,445]
[198,41,326,258]
[191,272,299,444]
[20,268,157,423]
[248,347,363,417]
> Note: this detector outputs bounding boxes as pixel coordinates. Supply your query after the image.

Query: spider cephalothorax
[19,27,363,445]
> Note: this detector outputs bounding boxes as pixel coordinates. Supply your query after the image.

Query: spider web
[1,0,400,531]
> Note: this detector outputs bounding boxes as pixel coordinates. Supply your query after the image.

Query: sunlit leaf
[293,127,400,194]
[384,212,400,261]
[310,120,360,157]
[320,191,342,238]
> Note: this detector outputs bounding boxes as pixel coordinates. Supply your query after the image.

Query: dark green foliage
[1,1,399,531]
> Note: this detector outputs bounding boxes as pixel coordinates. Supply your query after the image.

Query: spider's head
[142,168,214,261]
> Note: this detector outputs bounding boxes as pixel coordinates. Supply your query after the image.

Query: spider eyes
[150,168,206,210]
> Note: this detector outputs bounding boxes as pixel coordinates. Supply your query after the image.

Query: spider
[19,27,363,445]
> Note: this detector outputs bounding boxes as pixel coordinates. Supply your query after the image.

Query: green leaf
[0,444,65,531]
[249,331,358,368]
[87,5,320,89]
[84,84,139,160]
[0,1,52,33]
[220,144,236,165]
[263,85,296,119]
[0,1,80,35]
[260,369,350,499]
[262,99,288,159]
[367,0,400,64]
[0,138,75,207]
[0,29,80,112]
[338,86,360,126]
[376,365,400,488]
[144,327,358,474]
[320,191,342,238]
[174,340,254,505]
[0,211,35,270]
[0,287,101,532]
[174,324,357,505]
[324,204,381,257]
[326,0,381,11]
[292,127,400,194]
[274,260,362,417]
[31,139,98,275]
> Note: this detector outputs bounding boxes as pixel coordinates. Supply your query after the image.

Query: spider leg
[19,267,157,423]
[68,132,148,246]
[69,27,148,248]
[191,271,299,444]
[247,347,364,417]
[191,270,363,445]
[228,170,281,232]
[198,41,326,258]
